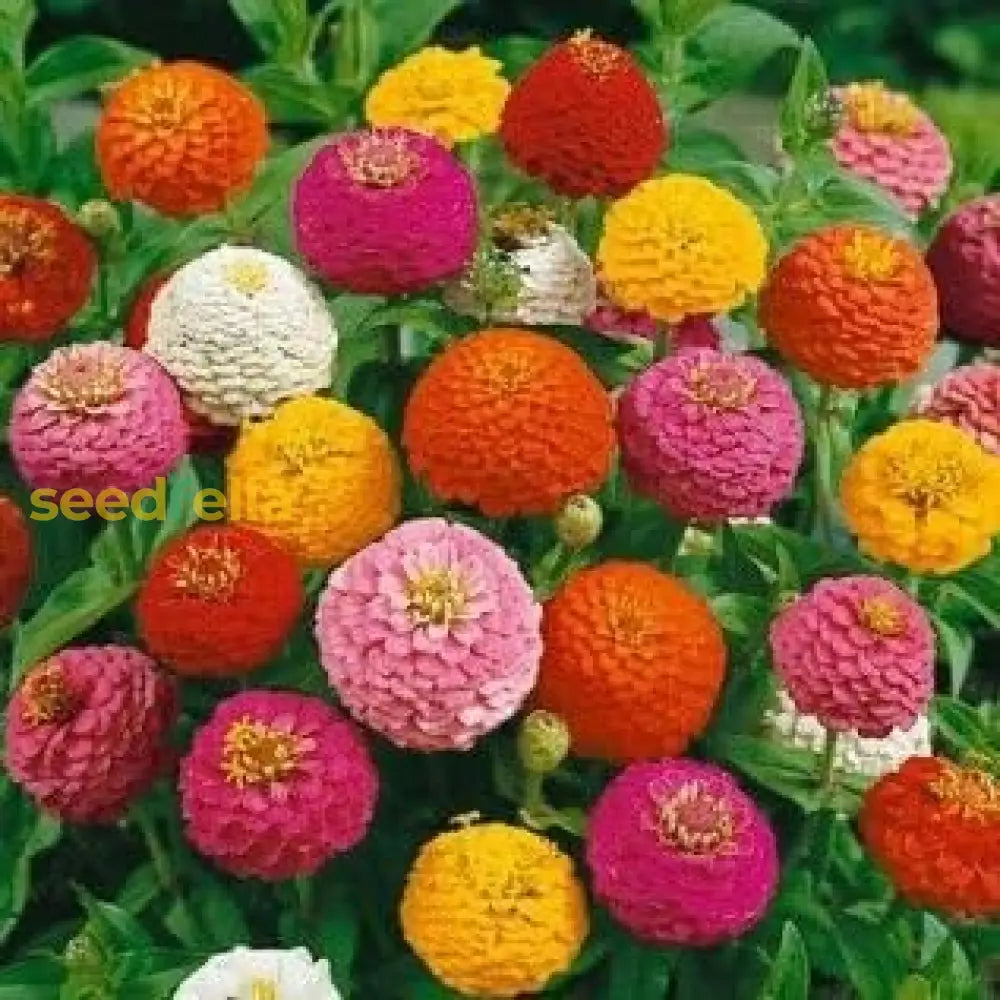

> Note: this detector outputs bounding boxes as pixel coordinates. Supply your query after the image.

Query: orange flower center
[339,132,423,188]
[568,30,622,78]
[604,592,650,646]
[34,346,127,413]
[884,449,970,515]
[492,204,555,250]
[20,661,77,726]
[135,80,193,133]
[858,596,905,637]
[221,716,303,787]
[928,763,1000,822]
[686,361,757,410]
[653,780,735,855]
[843,81,920,136]
[223,258,270,296]
[0,206,55,277]
[170,542,244,601]
[405,567,469,627]
[841,231,902,282]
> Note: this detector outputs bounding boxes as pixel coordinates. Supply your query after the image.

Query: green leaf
[370,0,460,70]
[77,890,155,950]
[25,36,154,104]
[235,136,326,225]
[779,37,827,156]
[242,64,341,125]
[606,932,674,1000]
[313,873,360,992]
[835,915,912,1000]
[691,159,779,211]
[0,0,34,71]
[188,876,250,949]
[229,0,310,60]
[483,35,546,79]
[894,976,933,1000]
[718,524,771,596]
[0,957,63,998]
[932,616,974,698]
[760,922,811,1000]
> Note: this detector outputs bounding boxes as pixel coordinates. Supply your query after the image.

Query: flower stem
[653,326,670,362]
[818,729,839,794]
[133,803,176,893]
[813,385,841,545]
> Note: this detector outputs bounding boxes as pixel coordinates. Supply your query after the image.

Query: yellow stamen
[340,131,422,188]
[653,780,735,855]
[250,979,278,1000]
[492,204,555,249]
[884,450,969,515]
[0,207,55,277]
[843,81,920,135]
[858,596,906,637]
[221,716,303,788]
[21,660,76,727]
[34,346,127,413]
[928,763,1000,822]
[686,362,757,410]
[841,230,902,282]
[568,29,622,78]
[224,258,270,296]
[169,543,244,601]
[406,568,469,627]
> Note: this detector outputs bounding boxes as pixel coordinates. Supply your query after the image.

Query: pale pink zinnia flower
[915,362,1000,455]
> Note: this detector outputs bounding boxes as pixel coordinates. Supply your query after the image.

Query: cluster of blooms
[0,26,999,1000]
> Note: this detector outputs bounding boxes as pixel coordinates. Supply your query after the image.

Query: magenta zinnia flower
[586,288,720,352]
[832,81,952,219]
[315,518,542,751]
[180,691,378,881]
[586,759,778,946]
[10,343,186,494]
[617,349,804,520]
[5,646,176,822]
[926,195,1000,346]
[293,127,477,295]
[915,363,1000,455]
[770,575,934,737]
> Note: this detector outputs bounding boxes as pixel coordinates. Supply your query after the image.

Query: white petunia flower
[146,245,337,426]
[174,947,341,1000]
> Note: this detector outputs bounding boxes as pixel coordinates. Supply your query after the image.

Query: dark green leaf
[26,36,152,105]
[834,915,911,1000]
[779,37,827,155]
[371,0,460,70]
[606,932,675,1000]
[229,0,310,60]
[0,956,64,998]
[932,616,974,698]
[188,876,250,949]
[0,0,34,71]
[242,64,340,125]
[760,922,810,1000]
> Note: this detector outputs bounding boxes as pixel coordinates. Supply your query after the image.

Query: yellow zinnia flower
[841,419,1000,575]
[226,396,401,567]
[596,174,768,322]
[400,823,589,998]
[365,46,510,147]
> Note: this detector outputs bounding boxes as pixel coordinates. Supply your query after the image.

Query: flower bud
[554,494,602,550]
[76,199,121,241]
[63,928,104,972]
[803,89,845,142]
[518,710,570,775]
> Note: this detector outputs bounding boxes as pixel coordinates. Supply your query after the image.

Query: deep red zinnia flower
[137,525,304,678]
[500,32,666,198]
[0,494,31,626]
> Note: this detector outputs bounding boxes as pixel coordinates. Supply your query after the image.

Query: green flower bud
[518,710,571,775]
[554,494,602,551]
[76,199,121,241]
[63,928,104,972]
[803,89,845,143]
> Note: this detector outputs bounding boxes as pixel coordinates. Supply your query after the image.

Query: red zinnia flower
[0,494,31,626]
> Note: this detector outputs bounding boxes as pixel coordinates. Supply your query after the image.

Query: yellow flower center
[841,230,902,282]
[250,979,278,1000]
[20,660,77,727]
[221,716,303,788]
[224,258,270,295]
[605,593,649,646]
[492,204,555,250]
[928,763,1000,822]
[170,542,244,601]
[884,448,970,516]
[858,596,906,637]
[686,361,757,410]
[406,568,470,627]
[843,81,920,135]
[0,206,55,277]
[275,431,343,472]
[654,780,735,855]
[35,346,128,413]
[140,84,190,131]
[340,131,423,188]
[568,29,622,78]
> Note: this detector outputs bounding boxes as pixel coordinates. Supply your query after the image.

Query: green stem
[818,729,839,795]
[382,325,402,366]
[813,386,840,546]
[134,804,176,893]
[295,876,314,923]
[653,326,670,362]
[661,33,685,88]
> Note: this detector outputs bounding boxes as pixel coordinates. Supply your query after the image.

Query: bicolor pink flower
[926,195,1000,346]
[315,518,542,751]
[770,575,935,737]
[915,363,1000,455]
[10,343,186,494]
[5,646,176,822]
[617,349,804,520]
[293,127,477,295]
[586,759,778,946]
[180,690,378,881]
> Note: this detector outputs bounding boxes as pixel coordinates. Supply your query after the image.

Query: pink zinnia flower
[293,127,477,295]
[180,690,378,881]
[10,343,186,494]
[926,195,1000,346]
[315,518,542,751]
[617,349,804,520]
[770,575,935,737]
[586,759,778,946]
[586,288,720,352]
[915,363,1000,455]
[832,81,952,219]
[5,646,176,822]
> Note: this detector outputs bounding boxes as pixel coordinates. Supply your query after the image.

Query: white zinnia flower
[146,245,337,426]
[174,947,341,1000]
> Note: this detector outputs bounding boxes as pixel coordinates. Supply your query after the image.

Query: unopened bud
[518,710,570,775]
[803,89,845,142]
[554,494,602,550]
[77,199,120,241]
[64,928,104,972]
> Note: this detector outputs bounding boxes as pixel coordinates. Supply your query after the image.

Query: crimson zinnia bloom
[0,494,31,626]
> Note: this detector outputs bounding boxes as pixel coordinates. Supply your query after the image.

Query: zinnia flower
[770,575,934,737]
[860,757,1000,919]
[0,494,31,626]
[365,46,509,147]
[586,759,779,945]
[227,396,401,567]
[832,81,952,219]
[400,823,589,998]
[500,31,666,198]
[0,194,95,342]
[765,687,931,780]
[144,246,336,426]
[840,419,1000,574]
[617,349,804,520]
[596,175,767,322]
[534,561,726,761]
[180,690,378,880]
[315,518,542,751]
[5,646,176,822]
[10,343,187,495]
[915,362,1000,455]
[760,225,938,389]
[926,194,1000,346]
[586,291,721,352]
[174,947,340,1000]
[293,127,477,295]
[443,205,597,326]
[97,61,268,216]
[402,328,615,517]
[137,525,304,678]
